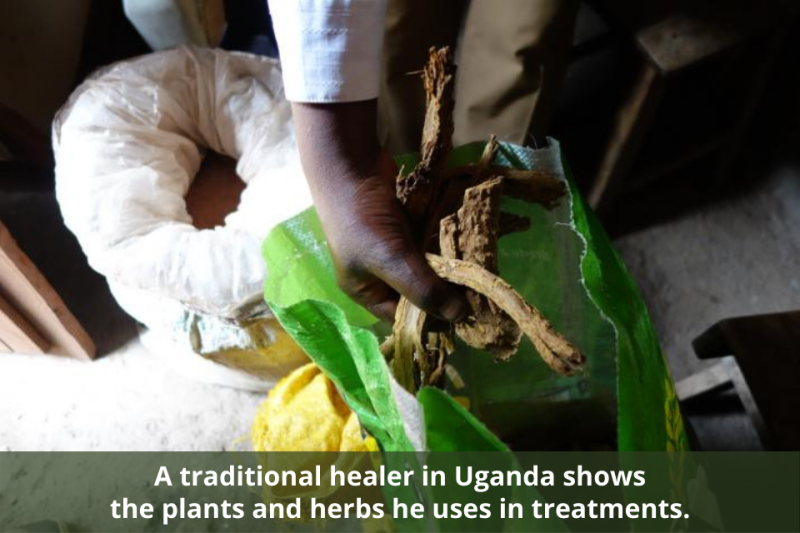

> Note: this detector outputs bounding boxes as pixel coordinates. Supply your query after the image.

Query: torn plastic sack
[262,140,689,452]
[53,46,313,389]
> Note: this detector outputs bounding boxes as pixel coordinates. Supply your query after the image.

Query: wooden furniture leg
[679,312,800,450]
[588,62,664,215]
[0,291,50,354]
[0,222,95,360]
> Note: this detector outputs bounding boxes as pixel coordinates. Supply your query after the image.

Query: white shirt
[267,0,387,103]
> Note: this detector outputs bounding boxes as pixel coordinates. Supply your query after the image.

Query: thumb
[375,247,469,323]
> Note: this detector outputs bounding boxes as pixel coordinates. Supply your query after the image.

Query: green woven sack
[262,140,687,454]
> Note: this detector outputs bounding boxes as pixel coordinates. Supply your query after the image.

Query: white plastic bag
[53,47,313,389]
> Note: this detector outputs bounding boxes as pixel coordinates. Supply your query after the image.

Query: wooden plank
[588,62,664,214]
[675,359,733,402]
[636,14,742,76]
[693,311,800,450]
[720,312,800,451]
[0,221,95,360]
[0,290,50,354]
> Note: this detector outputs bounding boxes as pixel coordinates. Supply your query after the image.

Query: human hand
[291,101,468,323]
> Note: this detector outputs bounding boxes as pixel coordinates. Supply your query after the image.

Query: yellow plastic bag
[252,363,376,452]
[251,363,383,528]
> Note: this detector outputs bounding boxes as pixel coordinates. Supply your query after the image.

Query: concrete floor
[615,168,800,382]
[0,177,265,452]
[608,22,800,450]
[0,336,263,451]
[614,168,800,451]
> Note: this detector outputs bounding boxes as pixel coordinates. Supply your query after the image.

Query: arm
[269,0,466,322]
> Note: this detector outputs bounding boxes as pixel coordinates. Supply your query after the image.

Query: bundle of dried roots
[384,47,585,393]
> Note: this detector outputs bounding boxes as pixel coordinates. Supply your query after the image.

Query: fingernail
[441,297,469,323]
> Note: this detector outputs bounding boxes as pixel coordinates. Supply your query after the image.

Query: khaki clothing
[379,0,580,155]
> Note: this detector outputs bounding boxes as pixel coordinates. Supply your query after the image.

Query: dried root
[388,47,585,393]
[426,254,585,376]
[440,177,522,360]
[396,46,456,229]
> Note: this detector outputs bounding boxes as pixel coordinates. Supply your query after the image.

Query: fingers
[372,247,469,323]
[337,273,400,323]
[365,298,399,323]
[336,247,469,324]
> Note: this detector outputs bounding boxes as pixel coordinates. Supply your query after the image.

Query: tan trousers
[379,0,580,155]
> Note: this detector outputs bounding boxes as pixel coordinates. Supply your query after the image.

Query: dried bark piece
[423,135,499,251]
[443,177,522,359]
[456,176,503,271]
[389,46,582,392]
[392,298,425,392]
[490,167,566,209]
[447,165,567,209]
[426,254,585,376]
[429,137,499,232]
[392,301,455,392]
[396,47,456,228]
[439,214,460,259]
[478,135,499,169]
[420,328,455,388]
[380,335,395,361]
[392,47,458,392]
[392,296,455,392]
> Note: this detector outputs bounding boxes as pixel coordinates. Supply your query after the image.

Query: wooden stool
[677,311,800,450]
[584,0,792,216]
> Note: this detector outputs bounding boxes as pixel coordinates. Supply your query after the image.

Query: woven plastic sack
[262,140,688,453]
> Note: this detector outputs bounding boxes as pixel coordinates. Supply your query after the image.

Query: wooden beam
[589,63,664,214]
[0,222,95,359]
[0,290,50,354]
[636,14,742,76]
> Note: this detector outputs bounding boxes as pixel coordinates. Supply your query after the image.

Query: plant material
[440,176,522,360]
[396,47,456,230]
[426,254,584,376]
[389,47,585,393]
[391,47,458,391]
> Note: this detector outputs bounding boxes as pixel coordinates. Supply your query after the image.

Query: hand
[291,101,468,323]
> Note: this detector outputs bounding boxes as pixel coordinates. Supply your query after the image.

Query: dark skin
[292,99,468,323]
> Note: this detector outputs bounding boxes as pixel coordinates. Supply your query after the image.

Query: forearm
[292,100,382,193]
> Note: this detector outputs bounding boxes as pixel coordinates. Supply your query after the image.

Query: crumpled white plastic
[53,46,313,320]
[52,47,314,390]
